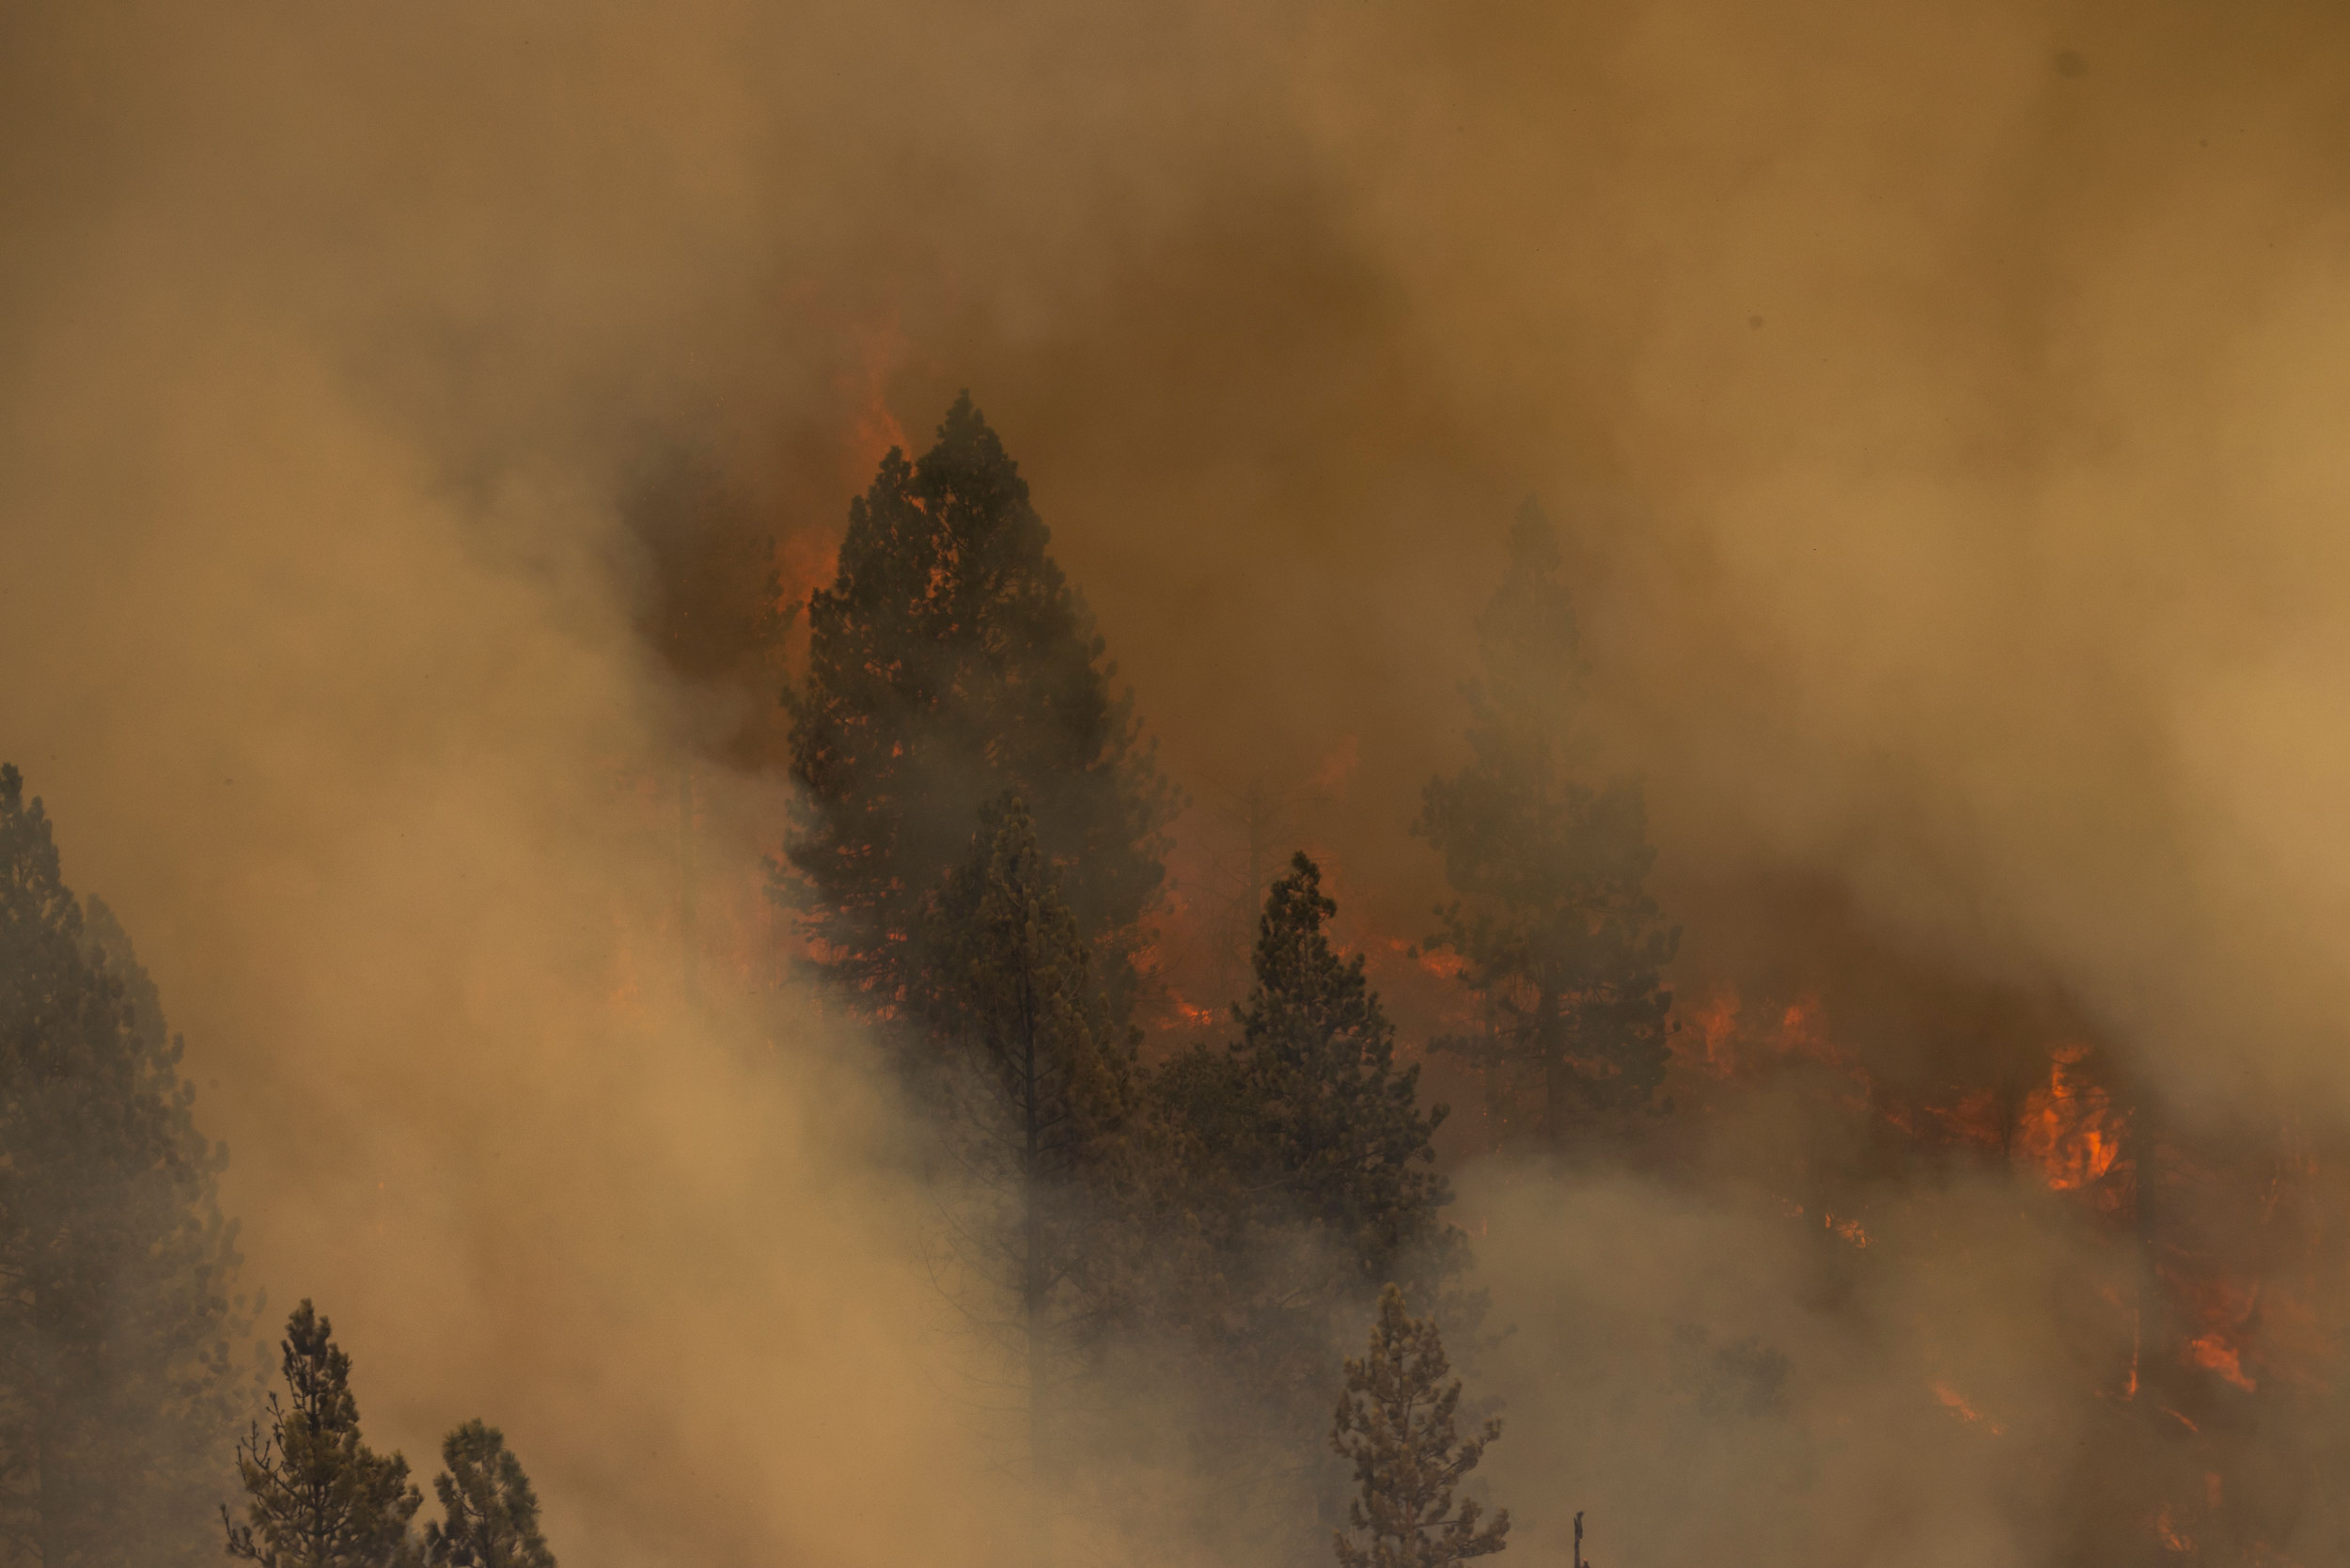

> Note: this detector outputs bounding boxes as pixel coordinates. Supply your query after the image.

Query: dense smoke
[6,0,2350,1561]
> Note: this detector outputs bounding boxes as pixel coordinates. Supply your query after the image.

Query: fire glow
[2016,1044,2126,1194]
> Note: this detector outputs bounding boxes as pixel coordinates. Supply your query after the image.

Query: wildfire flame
[2186,1329,2258,1392]
[2153,1506,2193,1554]
[2015,1044,2125,1193]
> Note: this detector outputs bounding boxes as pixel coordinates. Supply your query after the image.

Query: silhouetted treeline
[776,396,1658,1559]
[777,391,1179,1034]
[222,1300,556,1568]
[0,394,1643,1567]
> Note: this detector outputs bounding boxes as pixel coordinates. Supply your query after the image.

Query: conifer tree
[779,393,1175,1031]
[925,792,1134,1477]
[1331,1284,1510,1568]
[0,764,252,1566]
[222,1302,420,1568]
[419,1422,555,1568]
[1230,855,1453,1284]
[1135,855,1464,1546]
[1416,501,1678,1147]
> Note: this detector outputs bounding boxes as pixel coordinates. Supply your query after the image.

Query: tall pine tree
[1416,502,1678,1149]
[1136,855,1464,1558]
[1331,1284,1510,1568]
[0,764,253,1567]
[222,1302,419,1568]
[779,394,1175,1031]
[1228,855,1454,1289]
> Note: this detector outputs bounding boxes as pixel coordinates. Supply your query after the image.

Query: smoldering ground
[6,0,2350,1561]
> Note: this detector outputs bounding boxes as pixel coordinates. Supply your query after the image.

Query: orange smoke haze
[10,0,2350,1562]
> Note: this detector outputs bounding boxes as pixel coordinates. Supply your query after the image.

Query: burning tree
[777,392,1177,1033]
[1331,1283,1510,1568]
[1416,500,1677,1148]
[223,1301,421,1568]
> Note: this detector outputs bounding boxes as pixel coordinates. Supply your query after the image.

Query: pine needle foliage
[926,792,1134,1465]
[0,764,253,1566]
[779,393,1175,1031]
[420,1422,555,1568]
[1331,1285,1510,1568]
[1416,500,1678,1146]
[1231,855,1452,1280]
[1132,854,1465,1543]
[222,1302,419,1568]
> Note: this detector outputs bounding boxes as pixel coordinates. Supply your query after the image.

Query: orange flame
[2015,1043,2125,1193]
[2186,1330,2258,1392]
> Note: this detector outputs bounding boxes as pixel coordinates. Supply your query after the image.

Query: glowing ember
[1692,991,1739,1074]
[1930,1380,2004,1435]
[2186,1329,2258,1392]
[2153,1506,2193,1554]
[2015,1043,2125,1193]
[1824,1212,1869,1248]
[1392,937,1468,981]
[1922,1089,2005,1149]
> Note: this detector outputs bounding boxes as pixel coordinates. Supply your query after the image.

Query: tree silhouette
[1417,501,1677,1147]
[1331,1285,1510,1568]
[223,1302,419,1568]
[420,1421,555,1568]
[779,393,1175,1034]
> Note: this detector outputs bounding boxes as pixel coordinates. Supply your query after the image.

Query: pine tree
[1131,855,1465,1556]
[1331,1285,1510,1568]
[222,1302,420,1568]
[419,1422,554,1568]
[0,764,253,1567]
[1230,855,1453,1286]
[1416,500,1678,1148]
[778,393,1175,1031]
[925,792,1134,1481]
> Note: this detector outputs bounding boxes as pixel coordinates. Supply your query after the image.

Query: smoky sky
[7,0,2350,1561]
